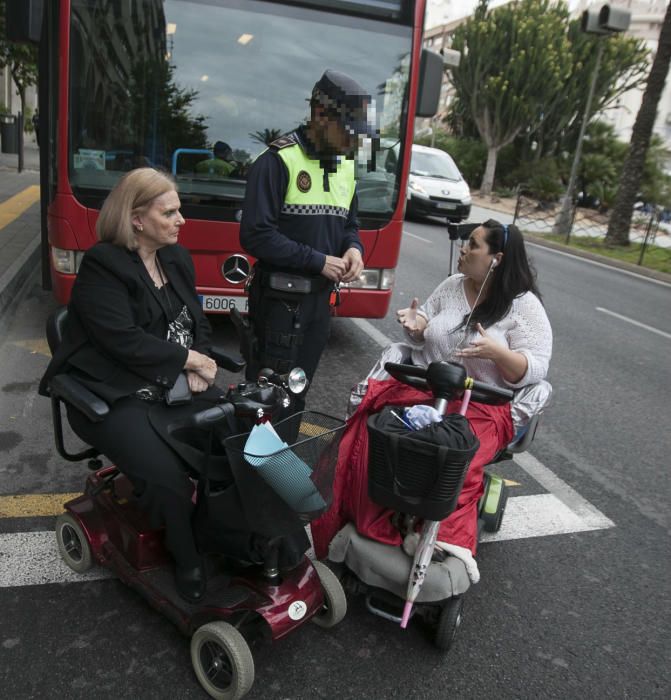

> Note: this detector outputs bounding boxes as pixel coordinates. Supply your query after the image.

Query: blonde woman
[40,168,216,603]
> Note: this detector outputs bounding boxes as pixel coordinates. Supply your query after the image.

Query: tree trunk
[606,3,671,246]
[480,145,499,196]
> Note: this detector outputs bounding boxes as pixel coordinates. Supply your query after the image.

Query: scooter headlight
[287,367,308,395]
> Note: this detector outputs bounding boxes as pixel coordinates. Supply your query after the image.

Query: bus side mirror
[5,0,44,43]
[416,49,443,118]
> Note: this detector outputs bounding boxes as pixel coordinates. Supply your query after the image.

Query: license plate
[199,294,248,314]
[437,202,457,210]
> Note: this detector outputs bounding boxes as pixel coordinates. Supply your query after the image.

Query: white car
[406,144,471,222]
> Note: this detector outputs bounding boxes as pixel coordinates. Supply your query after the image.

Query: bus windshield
[68,0,413,222]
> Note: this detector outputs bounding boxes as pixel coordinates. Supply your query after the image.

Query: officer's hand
[341,248,364,283]
[321,255,347,282]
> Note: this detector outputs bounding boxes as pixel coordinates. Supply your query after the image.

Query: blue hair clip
[502,224,509,248]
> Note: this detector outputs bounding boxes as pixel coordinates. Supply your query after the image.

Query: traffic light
[581,4,631,36]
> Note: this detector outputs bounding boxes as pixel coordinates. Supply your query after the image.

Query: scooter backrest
[46,306,68,355]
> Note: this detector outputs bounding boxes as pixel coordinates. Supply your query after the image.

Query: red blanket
[312,378,514,559]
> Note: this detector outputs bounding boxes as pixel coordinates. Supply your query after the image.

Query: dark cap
[312,69,373,136]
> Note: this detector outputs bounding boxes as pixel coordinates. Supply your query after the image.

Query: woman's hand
[455,323,528,383]
[185,349,217,385]
[397,297,427,341]
[455,323,503,361]
[186,370,209,393]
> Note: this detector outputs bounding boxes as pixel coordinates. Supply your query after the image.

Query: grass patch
[527,233,671,275]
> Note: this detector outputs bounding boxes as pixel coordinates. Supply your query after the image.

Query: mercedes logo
[221,254,250,284]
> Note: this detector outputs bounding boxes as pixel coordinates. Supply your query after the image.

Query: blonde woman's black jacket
[39,241,211,405]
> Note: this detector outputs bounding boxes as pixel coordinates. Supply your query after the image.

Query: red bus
[10,0,441,318]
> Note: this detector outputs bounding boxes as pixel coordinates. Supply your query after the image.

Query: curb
[524,234,671,285]
[0,234,41,320]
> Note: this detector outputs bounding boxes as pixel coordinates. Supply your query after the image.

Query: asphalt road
[1,215,669,699]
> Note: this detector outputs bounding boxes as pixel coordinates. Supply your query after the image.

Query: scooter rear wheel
[310,560,347,628]
[191,621,254,700]
[434,596,463,652]
[55,513,93,573]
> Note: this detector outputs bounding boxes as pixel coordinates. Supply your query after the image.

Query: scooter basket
[223,411,346,530]
[367,408,479,521]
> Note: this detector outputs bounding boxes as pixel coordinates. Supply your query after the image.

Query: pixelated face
[314,91,374,157]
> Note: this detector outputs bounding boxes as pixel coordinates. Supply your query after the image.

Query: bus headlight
[380,268,395,290]
[51,248,85,274]
[341,268,395,290]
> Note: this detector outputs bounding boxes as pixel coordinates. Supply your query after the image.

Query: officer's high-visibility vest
[274,138,355,219]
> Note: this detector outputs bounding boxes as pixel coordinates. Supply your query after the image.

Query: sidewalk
[0,159,41,320]
[0,135,40,172]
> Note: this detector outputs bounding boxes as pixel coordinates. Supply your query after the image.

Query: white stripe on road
[480,492,613,543]
[525,241,671,288]
[403,230,431,243]
[595,306,671,340]
[0,531,112,587]
[350,317,390,348]
[513,452,615,530]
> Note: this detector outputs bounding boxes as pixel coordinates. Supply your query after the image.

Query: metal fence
[512,189,671,269]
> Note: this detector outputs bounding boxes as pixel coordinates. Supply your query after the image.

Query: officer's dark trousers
[247,279,331,413]
[67,397,201,569]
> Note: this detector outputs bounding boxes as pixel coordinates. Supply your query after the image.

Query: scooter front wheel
[55,513,93,573]
[310,560,347,628]
[191,621,254,700]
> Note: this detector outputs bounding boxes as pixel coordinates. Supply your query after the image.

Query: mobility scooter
[327,359,548,652]
[45,308,348,700]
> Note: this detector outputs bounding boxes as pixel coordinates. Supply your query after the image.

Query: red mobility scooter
[45,308,347,700]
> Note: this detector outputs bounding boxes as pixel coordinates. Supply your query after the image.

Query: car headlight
[408,178,427,195]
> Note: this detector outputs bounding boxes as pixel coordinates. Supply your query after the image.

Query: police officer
[240,70,370,410]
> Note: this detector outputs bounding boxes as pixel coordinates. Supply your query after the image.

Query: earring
[137,225,143,232]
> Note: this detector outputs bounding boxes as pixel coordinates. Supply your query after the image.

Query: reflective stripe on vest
[277,144,355,218]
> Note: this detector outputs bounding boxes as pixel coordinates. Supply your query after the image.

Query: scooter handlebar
[190,402,235,428]
[384,361,514,405]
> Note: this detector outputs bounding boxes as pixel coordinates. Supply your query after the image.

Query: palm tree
[606,3,671,246]
[249,128,283,146]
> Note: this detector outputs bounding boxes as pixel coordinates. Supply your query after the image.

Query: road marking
[0,493,81,518]
[350,318,390,348]
[525,241,671,288]
[0,531,111,587]
[595,307,671,340]
[404,230,431,243]
[0,185,41,231]
[480,492,611,542]
[11,338,52,357]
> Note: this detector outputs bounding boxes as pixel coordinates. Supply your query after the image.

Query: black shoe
[175,564,206,604]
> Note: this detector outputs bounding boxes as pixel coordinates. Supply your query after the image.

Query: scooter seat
[327,523,471,603]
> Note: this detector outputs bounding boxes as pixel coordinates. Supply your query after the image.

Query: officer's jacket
[239,127,363,275]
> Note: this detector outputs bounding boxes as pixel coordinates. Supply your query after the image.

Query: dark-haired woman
[312,220,552,560]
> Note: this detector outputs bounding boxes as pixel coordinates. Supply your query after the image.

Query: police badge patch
[297,170,312,193]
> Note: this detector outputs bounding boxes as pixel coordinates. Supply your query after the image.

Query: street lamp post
[552,5,631,241]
